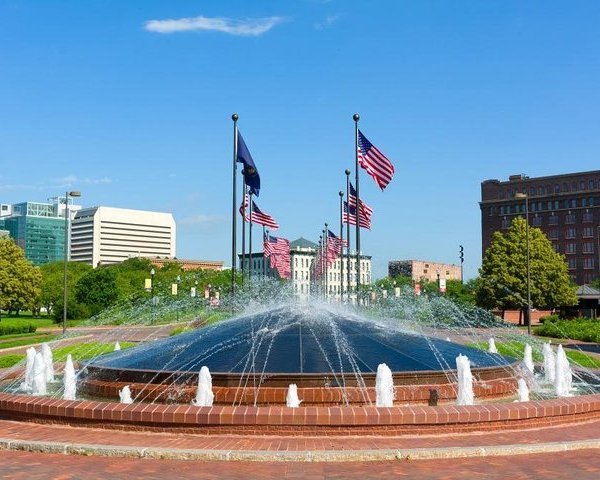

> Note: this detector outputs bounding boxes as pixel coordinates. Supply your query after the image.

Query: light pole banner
[171,283,178,296]
[144,278,151,290]
[439,278,446,293]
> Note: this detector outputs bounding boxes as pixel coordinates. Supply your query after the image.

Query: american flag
[343,201,371,229]
[357,130,394,191]
[263,235,290,279]
[239,193,250,222]
[348,182,374,218]
[325,230,343,265]
[239,195,279,230]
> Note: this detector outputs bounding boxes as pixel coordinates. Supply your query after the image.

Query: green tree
[445,278,478,306]
[0,237,42,316]
[39,261,92,316]
[75,267,119,316]
[477,217,577,323]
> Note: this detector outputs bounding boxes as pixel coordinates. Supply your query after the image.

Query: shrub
[0,355,24,368]
[0,323,37,336]
[536,318,600,342]
[539,314,560,324]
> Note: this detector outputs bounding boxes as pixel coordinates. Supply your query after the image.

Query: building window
[583,227,594,238]
[501,217,510,229]
[548,215,558,226]
[532,216,542,227]
[549,229,559,239]
[553,243,560,253]
[583,258,595,270]
[568,258,577,270]
[565,228,576,239]
[583,242,595,254]
[565,243,576,254]
[583,212,593,223]
[565,214,576,224]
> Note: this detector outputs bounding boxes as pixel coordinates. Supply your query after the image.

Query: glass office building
[0,201,65,265]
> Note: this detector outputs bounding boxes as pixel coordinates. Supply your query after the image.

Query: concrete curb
[0,437,598,463]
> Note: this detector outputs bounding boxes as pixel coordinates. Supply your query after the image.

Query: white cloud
[145,15,287,36]
[57,175,112,186]
[314,15,339,30]
[180,214,224,225]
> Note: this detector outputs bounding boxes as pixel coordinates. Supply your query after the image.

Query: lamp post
[62,190,81,335]
[515,192,532,334]
[150,268,155,324]
[175,275,181,322]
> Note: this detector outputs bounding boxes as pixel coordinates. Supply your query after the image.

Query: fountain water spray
[488,338,498,354]
[456,354,474,406]
[31,352,47,396]
[375,363,394,407]
[20,347,36,392]
[517,378,529,402]
[542,342,556,383]
[286,384,302,408]
[63,354,77,400]
[554,345,572,397]
[523,344,534,373]
[114,341,121,351]
[192,366,214,407]
[41,343,54,383]
[119,385,133,404]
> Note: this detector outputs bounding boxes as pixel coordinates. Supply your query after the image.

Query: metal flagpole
[263,226,267,279]
[345,169,351,301]
[339,191,344,302]
[241,179,247,284]
[249,193,253,282]
[231,114,238,298]
[318,235,323,297]
[324,223,328,299]
[353,113,361,304]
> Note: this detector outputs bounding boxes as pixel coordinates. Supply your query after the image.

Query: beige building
[388,260,462,283]
[71,206,176,267]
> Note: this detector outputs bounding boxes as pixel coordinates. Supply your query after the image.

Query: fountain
[192,366,214,407]
[555,345,572,397]
[488,338,498,354]
[517,378,529,402]
[114,341,121,351]
[455,354,474,406]
[19,347,36,392]
[31,352,47,396]
[523,343,534,373]
[62,354,77,401]
[375,363,394,407]
[543,342,556,383]
[119,385,133,404]
[41,343,54,383]
[81,305,517,405]
[286,384,302,408]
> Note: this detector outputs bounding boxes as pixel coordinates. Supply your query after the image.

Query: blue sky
[1,1,600,280]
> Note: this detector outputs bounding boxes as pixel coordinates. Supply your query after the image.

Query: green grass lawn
[0,333,60,350]
[0,341,135,369]
[468,340,600,369]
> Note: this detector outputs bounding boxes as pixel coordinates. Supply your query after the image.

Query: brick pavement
[0,448,598,479]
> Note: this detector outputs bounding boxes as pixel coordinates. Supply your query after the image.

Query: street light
[515,192,532,335]
[63,190,81,335]
[150,268,155,324]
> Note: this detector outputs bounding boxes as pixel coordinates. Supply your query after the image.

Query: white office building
[71,206,176,267]
[239,237,372,300]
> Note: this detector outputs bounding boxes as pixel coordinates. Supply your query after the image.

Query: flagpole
[231,113,238,298]
[318,235,323,298]
[263,226,267,279]
[241,180,246,284]
[353,113,361,304]
[339,191,344,302]
[249,193,253,283]
[324,223,328,299]
[345,169,351,302]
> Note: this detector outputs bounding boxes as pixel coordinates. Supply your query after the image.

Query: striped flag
[357,130,394,191]
[263,235,290,279]
[343,202,371,229]
[348,183,374,218]
[325,230,343,265]
[251,201,279,229]
[239,193,250,222]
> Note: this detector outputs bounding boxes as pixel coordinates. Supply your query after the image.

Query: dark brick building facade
[480,171,600,285]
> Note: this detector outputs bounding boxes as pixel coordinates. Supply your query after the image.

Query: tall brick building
[480,171,600,285]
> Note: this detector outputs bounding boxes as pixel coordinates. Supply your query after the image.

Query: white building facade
[239,237,372,300]
[71,206,176,267]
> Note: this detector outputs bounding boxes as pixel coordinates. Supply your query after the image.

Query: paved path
[0,448,598,479]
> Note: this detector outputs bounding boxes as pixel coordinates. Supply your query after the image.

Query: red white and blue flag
[343,201,371,230]
[357,130,394,191]
[349,182,374,218]
[263,234,290,279]
[239,194,279,230]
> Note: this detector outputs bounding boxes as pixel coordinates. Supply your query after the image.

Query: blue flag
[237,131,260,196]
